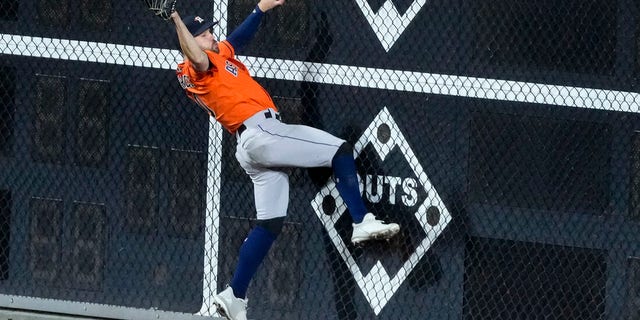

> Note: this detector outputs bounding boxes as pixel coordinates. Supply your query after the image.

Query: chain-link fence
[1,0,640,319]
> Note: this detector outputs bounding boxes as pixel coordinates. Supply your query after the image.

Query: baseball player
[166,1,400,319]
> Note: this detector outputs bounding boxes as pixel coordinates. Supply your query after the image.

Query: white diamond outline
[311,107,452,315]
[355,0,428,52]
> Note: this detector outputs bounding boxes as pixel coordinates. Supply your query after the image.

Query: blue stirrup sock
[332,143,367,224]
[230,226,276,299]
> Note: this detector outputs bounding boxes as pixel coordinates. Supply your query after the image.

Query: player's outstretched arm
[227,0,284,51]
[170,11,210,72]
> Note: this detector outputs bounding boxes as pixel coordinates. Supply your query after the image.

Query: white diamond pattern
[355,0,428,51]
[310,107,451,315]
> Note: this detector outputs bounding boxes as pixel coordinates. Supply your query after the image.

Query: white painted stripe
[198,119,223,317]
[1,33,638,113]
[0,34,183,69]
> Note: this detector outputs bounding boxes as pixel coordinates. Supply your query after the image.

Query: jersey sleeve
[177,58,214,95]
[226,6,264,52]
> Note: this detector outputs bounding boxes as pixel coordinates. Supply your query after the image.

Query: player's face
[195,30,219,53]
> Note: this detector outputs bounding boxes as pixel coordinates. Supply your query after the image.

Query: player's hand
[257,0,285,12]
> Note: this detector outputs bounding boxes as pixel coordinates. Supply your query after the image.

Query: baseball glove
[147,0,177,21]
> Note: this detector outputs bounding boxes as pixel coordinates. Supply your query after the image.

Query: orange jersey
[176,40,277,133]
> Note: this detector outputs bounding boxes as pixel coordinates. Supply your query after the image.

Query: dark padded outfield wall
[1,0,640,319]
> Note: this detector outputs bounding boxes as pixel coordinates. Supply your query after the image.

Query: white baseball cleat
[351,213,400,245]
[213,286,248,320]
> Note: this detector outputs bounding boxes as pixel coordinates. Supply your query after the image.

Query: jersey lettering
[225,60,239,77]
[178,74,194,89]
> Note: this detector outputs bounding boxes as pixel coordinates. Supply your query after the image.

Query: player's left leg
[229,216,285,298]
[229,168,289,299]
[214,146,290,320]
[243,121,399,244]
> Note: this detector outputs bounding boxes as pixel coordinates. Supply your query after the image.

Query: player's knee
[256,217,285,237]
[332,142,353,161]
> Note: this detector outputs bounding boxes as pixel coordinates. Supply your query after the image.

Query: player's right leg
[330,142,400,244]
[241,121,399,244]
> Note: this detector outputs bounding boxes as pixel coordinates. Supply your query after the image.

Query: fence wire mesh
[0,0,639,319]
